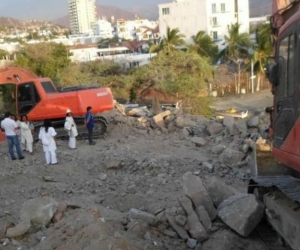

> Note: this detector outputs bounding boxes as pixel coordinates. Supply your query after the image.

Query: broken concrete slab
[182,172,217,220]
[195,205,211,231]
[153,110,171,128]
[129,208,157,225]
[187,211,208,242]
[217,193,265,237]
[166,214,189,240]
[205,176,239,207]
[178,196,194,216]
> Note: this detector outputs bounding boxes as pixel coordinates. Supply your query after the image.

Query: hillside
[249,0,272,17]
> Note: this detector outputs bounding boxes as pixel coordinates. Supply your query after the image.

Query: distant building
[93,19,114,38]
[158,0,249,47]
[115,18,159,41]
[68,0,97,35]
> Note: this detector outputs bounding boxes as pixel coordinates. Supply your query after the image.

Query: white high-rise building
[68,0,97,35]
[158,0,249,47]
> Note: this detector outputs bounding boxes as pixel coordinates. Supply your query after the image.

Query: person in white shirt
[64,109,78,149]
[19,115,34,154]
[0,112,24,160]
[38,119,58,165]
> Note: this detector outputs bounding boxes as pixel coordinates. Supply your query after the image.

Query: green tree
[131,50,214,115]
[219,23,252,62]
[252,23,272,91]
[13,42,71,82]
[189,31,218,62]
[150,27,185,54]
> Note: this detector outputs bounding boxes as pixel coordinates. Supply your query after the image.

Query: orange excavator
[248,1,300,249]
[0,67,114,141]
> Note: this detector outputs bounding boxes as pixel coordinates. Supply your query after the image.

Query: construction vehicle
[248,1,300,249]
[0,67,114,141]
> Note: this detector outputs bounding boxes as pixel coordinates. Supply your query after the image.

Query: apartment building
[115,18,159,41]
[158,0,249,45]
[94,19,114,38]
[68,0,97,35]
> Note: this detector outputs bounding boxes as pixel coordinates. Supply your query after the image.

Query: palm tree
[150,27,185,54]
[252,23,272,91]
[219,23,252,63]
[189,31,218,61]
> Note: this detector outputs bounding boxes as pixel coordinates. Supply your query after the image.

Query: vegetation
[8,23,273,115]
[150,27,185,54]
[189,31,218,62]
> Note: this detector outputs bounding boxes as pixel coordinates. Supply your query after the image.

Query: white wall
[159,0,250,46]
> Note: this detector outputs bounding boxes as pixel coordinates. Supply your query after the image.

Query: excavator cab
[17,82,41,116]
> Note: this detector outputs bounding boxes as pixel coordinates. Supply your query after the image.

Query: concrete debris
[182,172,217,220]
[166,214,189,240]
[218,148,244,165]
[187,211,208,242]
[208,122,223,135]
[191,137,207,147]
[187,238,198,249]
[217,193,265,237]
[211,145,226,154]
[176,116,197,128]
[195,205,212,231]
[129,208,157,226]
[205,176,239,207]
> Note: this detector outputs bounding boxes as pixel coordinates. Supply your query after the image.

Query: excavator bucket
[247,139,288,177]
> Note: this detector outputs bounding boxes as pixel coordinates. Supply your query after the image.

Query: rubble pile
[0,93,273,250]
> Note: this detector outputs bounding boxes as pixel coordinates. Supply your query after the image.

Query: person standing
[19,115,34,154]
[85,106,95,145]
[39,119,58,165]
[64,109,78,149]
[0,112,24,160]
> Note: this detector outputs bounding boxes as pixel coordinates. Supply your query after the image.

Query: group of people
[0,112,34,160]
[0,106,95,165]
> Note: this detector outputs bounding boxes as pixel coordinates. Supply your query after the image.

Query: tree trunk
[256,74,261,92]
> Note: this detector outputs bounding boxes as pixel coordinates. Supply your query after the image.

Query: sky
[0,0,167,20]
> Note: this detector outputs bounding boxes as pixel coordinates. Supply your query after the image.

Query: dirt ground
[0,89,274,250]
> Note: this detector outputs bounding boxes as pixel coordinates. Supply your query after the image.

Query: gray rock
[166,214,189,240]
[182,172,217,220]
[191,137,207,147]
[106,161,122,169]
[211,145,225,154]
[203,162,214,173]
[218,148,244,165]
[6,221,30,238]
[208,122,223,135]
[20,197,58,229]
[176,117,197,128]
[162,229,178,238]
[217,193,265,237]
[129,208,156,225]
[187,238,198,249]
[175,215,187,226]
[234,119,248,135]
[247,116,259,127]
[195,205,211,231]
[178,196,194,216]
[205,176,239,207]
[187,211,208,242]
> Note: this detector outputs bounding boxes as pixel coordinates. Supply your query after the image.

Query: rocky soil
[0,90,274,250]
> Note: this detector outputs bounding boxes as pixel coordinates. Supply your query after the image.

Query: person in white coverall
[39,119,58,165]
[19,115,34,154]
[64,109,78,149]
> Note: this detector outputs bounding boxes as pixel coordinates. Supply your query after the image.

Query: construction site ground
[0,89,278,250]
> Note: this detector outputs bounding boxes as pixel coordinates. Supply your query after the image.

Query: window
[221,3,225,12]
[277,34,295,98]
[213,17,217,26]
[17,82,41,115]
[213,31,218,40]
[41,81,56,93]
[162,8,170,15]
[212,3,216,13]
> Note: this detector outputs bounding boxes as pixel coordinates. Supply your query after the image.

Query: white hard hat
[66,109,72,113]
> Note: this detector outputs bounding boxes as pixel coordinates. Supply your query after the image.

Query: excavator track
[33,116,107,141]
[254,221,292,250]
[248,176,300,250]
[249,176,300,203]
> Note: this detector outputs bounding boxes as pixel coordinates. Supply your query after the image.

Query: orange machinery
[0,67,114,141]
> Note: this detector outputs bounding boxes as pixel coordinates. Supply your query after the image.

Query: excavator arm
[0,67,38,85]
